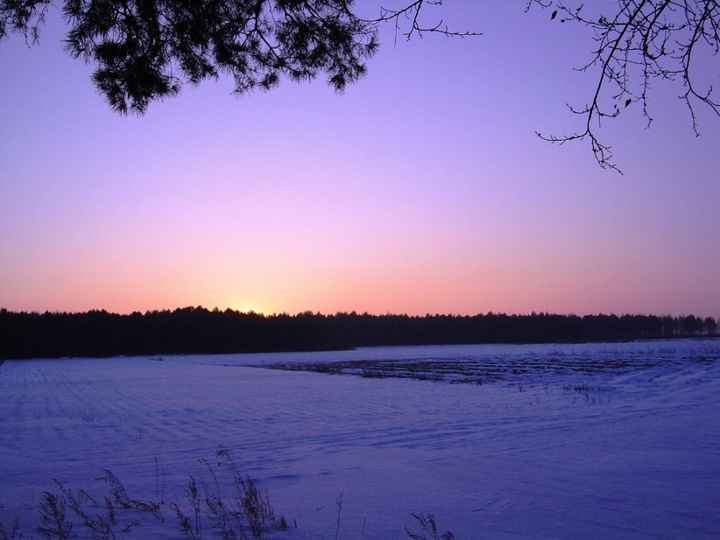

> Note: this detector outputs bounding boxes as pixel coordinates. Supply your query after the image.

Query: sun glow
[1,4,718,319]
[227,301,268,315]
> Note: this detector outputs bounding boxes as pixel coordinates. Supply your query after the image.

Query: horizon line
[2,306,716,321]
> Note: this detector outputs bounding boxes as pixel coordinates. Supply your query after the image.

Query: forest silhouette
[1,307,717,360]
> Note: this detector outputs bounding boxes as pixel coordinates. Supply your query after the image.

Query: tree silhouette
[1,307,716,360]
[2,1,718,169]
[704,316,719,335]
[0,0,476,114]
[529,0,720,172]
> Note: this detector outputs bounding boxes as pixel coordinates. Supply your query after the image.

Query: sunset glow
[1,4,718,317]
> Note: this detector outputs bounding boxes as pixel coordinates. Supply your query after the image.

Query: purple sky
[1,3,718,317]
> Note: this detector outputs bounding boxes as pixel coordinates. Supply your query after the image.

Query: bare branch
[530,0,720,172]
[370,1,482,46]
[3,0,716,173]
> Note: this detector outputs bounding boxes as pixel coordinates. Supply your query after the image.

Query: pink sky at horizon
[1,3,719,319]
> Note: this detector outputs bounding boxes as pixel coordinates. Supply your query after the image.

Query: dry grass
[1,448,454,539]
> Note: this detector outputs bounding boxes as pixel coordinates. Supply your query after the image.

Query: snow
[1,340,719,539]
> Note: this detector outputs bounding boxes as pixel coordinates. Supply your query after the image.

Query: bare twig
[529,0,720,172]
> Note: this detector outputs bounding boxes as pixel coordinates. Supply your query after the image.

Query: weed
[562,383,595,401]
[154,457,166,504]
[334,495,342,540]
[37,491,72,540]
[169,503,196,539]
[275,516,289,530]
[405,513,455,540]
[56,480,116,539]
[169,476,202,539]
[198,460,234,537]
[241,476,273,538]
[97,469,163,521]
[99,469,131,509]
[168,448,287,540]
[215,446,279,539]
[6,449,458,539]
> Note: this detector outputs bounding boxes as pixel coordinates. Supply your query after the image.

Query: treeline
[1,307,718,360]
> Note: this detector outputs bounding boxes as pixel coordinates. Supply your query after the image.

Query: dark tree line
[1,307,717,360]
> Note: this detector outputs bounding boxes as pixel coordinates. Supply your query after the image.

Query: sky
[1,3,719,318]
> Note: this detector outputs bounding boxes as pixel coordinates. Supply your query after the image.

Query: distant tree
[0,307,712,359]
[1,1,718,170]
[703,316,718,335]
[682,314,704,335]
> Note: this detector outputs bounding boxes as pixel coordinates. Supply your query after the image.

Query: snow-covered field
[1,340,719,539]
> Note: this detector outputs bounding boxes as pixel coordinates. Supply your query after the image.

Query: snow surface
[1,340,719,539]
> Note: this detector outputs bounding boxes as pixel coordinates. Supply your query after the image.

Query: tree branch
[530,0,720,172]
